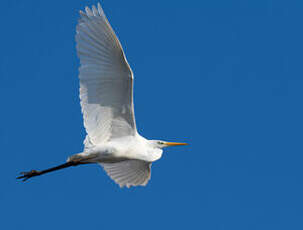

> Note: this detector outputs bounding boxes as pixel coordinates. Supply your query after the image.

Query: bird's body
[70,135,162,164]
[17,2,187,188]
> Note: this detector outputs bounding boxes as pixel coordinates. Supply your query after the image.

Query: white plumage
[102,160,151,188]
[17,2,187,188]
[73,3,187,188]
[76,4,136,146]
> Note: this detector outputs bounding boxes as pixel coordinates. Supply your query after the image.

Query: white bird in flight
[17,3,187,188]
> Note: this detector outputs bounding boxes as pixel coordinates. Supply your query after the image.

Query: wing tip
[80,2,105,18]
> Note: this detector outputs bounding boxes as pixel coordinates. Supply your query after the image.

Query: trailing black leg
[17,161,90,181]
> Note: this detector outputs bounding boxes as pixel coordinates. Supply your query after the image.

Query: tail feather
[67,152,98,163]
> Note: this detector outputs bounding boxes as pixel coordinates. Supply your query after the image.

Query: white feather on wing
[100,160,151,188]
[76,3,137,148]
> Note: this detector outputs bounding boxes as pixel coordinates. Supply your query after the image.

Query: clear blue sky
[1,0,302,229]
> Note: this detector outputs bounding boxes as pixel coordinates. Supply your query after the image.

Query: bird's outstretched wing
[100,160,151,188]
[76,3,137,148]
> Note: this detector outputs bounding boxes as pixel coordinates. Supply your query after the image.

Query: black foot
[17,170,41,181]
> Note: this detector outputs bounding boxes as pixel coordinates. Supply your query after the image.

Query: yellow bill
[165,142,188,146]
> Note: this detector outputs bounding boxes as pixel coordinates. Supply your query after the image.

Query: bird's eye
[158,141,164,145]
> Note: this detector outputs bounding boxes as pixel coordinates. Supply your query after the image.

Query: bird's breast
[89,137,163,163]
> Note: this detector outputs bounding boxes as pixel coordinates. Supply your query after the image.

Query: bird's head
[150,140,188,149]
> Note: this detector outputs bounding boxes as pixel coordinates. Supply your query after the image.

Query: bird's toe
[16,170,40,181]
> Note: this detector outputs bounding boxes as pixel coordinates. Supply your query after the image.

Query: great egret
[17,3,187,188]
